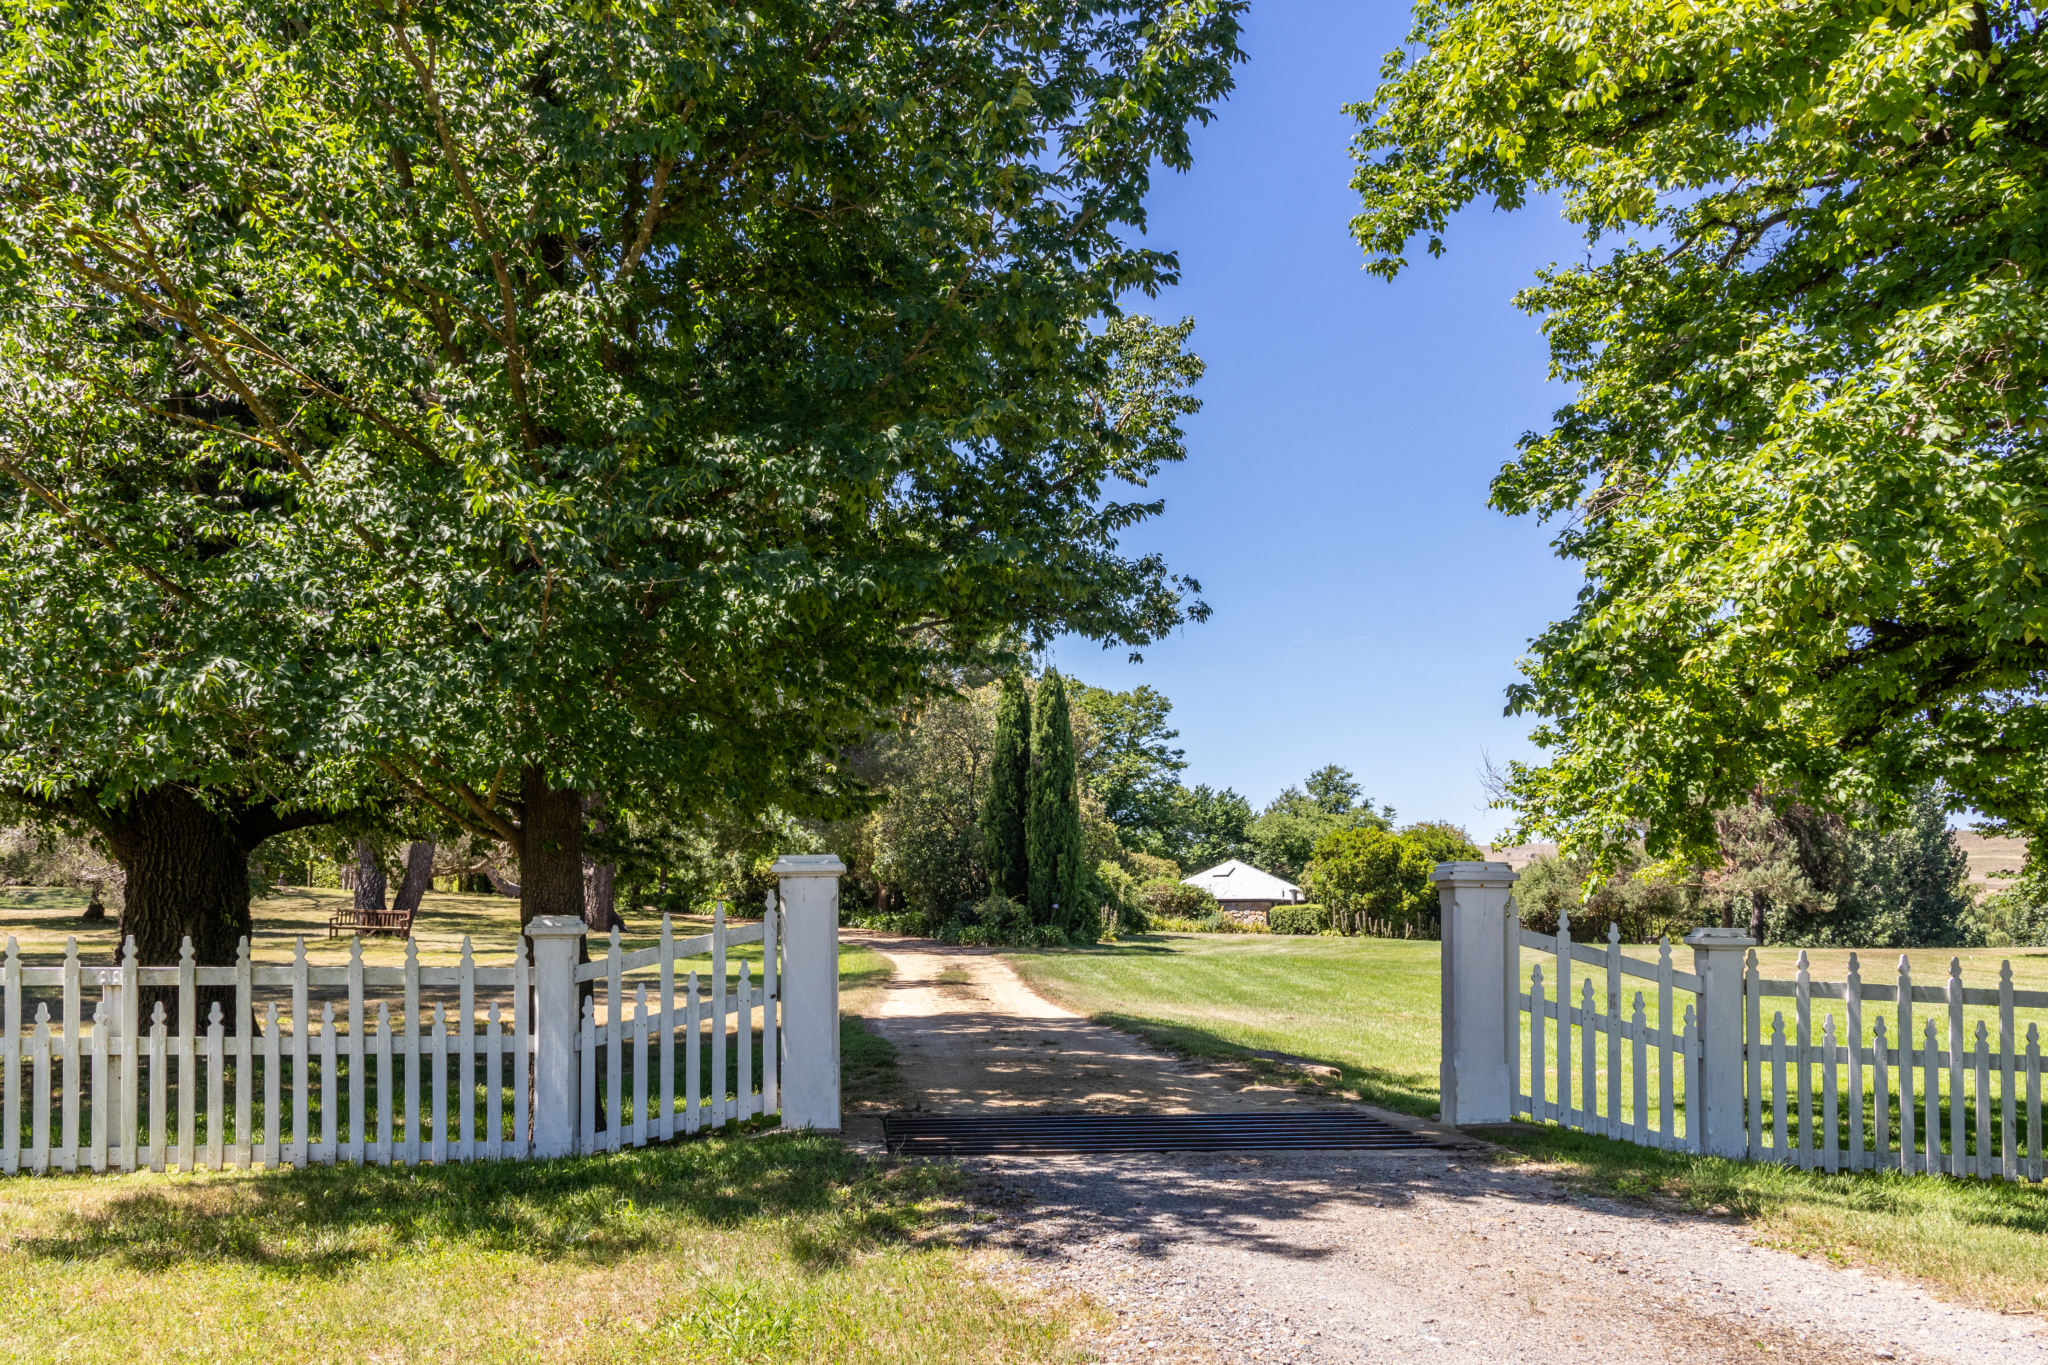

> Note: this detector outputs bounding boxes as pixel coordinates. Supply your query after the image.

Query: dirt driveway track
[849,933,2046,1365]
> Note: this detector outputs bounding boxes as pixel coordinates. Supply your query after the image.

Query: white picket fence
[1515,912,1701,1151]
[1746,949,2048,1179]
[1438,861,2048,1182]
[0,906,785,1175]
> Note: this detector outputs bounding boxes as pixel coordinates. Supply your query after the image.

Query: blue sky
[1043,1,1592,842]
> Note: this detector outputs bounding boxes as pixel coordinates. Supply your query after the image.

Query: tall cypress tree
[1028,672,1085,929]
[981,674,1032,900]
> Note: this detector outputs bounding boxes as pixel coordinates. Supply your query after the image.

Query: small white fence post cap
[1428,860,1519,885]
[525,916,590,939]
[770,854,846,877]
[1682,927,1757,949]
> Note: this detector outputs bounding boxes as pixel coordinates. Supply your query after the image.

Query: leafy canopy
[0,0,1243,842]
[1354,0,2048,861]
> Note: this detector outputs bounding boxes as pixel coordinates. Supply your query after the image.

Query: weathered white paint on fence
[0,904,792,1176]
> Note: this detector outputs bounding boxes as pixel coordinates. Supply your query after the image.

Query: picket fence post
[1431,861,1520,1126]
[527,916,587,1158]
[774,854,845,1131]
[1684,926,1755,1158]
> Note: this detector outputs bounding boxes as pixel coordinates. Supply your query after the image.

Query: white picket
[317,1002,337,1166]
[1923,1017,1941,1178]
[1578,978,1595,1125]
[1555,911,1572,1129]
[262,1002,281,1168]
[763,904,780,1115]
[119,939,139,1173]
[1948,958,1966,1177]
[1873,1015,1891,1168]
[2002,963,2018,1181]
[1630,992,1647,1143]
[2030,1023,2043,1183]
[1975,1020,1993,1181]
[686,969,702,1134]
[1822,1014,1838,1174]
[346,939,365,1166]
[579,996,597,1155]
[513,944,530,1156]
[1742,947,1760,1159]
[1846,953,1864,1171]
[205,1004,225,1171]
[30,1004,49,1174]
[403,939,421,1165]
[459,939,476,1162]
[740,961,758,1122]
[291,938,309,1168]
[1605,924,1621,1139]
[89,1001,108,1173]
[485,1002,503,1160]
[712,904,729,1128]
[1770,1012,1788,1161]
[1528,963,1547,1122]
[1898,956,1917,1174]
[147,1002,167,1172]
[432,1004,449,1165]
[607,927,624,1152]
[376,1003,394,1165]
[659,915,677,1140]
[1794,952,1812,1172]
[235,937,253,1169]
[60,937,79,1173]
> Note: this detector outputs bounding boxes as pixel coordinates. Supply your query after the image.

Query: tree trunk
[391,841,434,920]
[354,838,388,913]
[101,786,255,971]
[584,859,622,934]
[517,765,585,932]
[1749,889,1768,944]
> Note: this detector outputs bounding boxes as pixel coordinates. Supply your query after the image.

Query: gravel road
[853,934,2047,1365]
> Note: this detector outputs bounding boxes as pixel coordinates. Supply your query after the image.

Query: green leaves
[1356,0,2048,860]
[0,0,1241,836]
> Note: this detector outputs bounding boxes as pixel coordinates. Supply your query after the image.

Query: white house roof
[1181,859,1302,903]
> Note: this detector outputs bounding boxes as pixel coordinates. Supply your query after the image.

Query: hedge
[1269,903,1330,935]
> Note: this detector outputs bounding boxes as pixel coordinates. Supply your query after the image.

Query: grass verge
[840,943,901,1111]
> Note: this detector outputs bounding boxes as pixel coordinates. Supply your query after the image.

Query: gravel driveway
[854,934,2047,1365]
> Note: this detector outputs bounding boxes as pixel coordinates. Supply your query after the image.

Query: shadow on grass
[1076,1009,1440,1118]
[16,1129,958,1277]
[1485,1121,2048,1241]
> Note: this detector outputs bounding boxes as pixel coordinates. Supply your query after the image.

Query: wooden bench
[327,902,418,939]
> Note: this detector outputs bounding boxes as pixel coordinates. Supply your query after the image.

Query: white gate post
[773,854,845,1131]
[1685,926,1754,1158]
[1431,861,1520,1126]
[526,916,587,1158]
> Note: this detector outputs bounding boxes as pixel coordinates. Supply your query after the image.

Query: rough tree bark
[58,784,332,1014]
[391,841,434,920]
[354,837,388,914]
[515,765,585,933]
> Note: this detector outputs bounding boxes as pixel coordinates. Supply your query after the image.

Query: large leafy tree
[1354,1,2048,861]
[0,0,1242,957]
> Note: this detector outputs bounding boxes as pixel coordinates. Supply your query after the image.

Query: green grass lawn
[0,938,1093,1362]
[1007,930,2048,1312]
[1005,931,1441,1115]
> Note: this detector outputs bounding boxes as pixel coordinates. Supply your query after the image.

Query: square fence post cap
[1682,927,1757,949]
[1428,860,1519,885]
[771,854,847,877]
[524,916,590,939]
